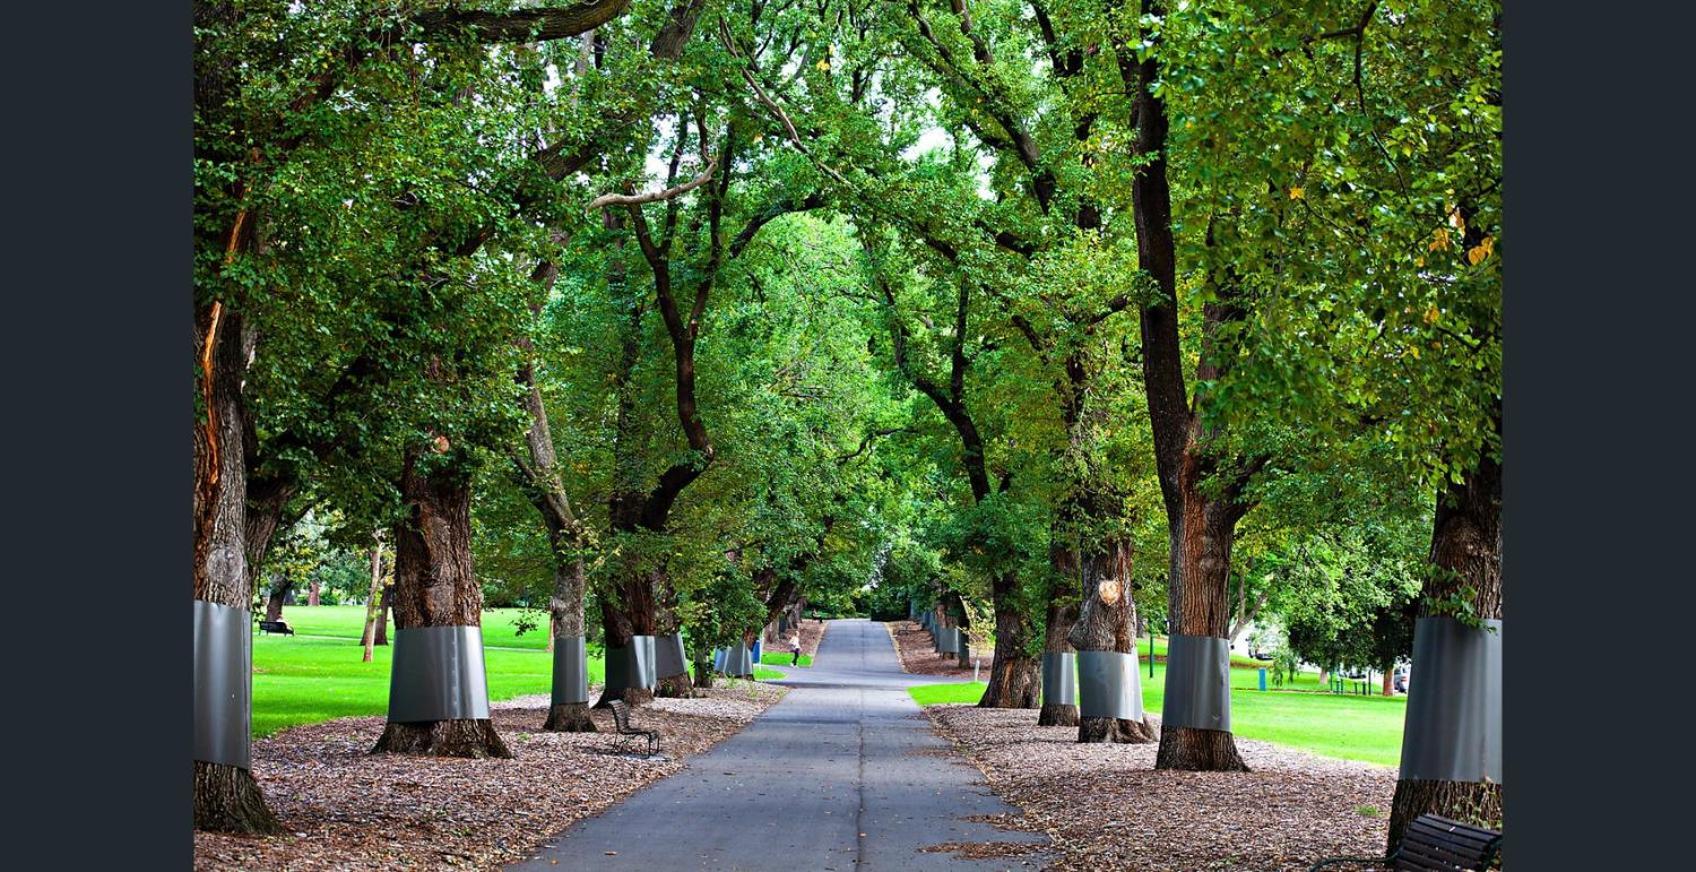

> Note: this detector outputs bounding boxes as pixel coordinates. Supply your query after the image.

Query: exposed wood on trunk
[1068,541,1156,743]
[192,292,278,832]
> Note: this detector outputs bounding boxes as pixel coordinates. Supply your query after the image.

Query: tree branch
[586,155,718,212]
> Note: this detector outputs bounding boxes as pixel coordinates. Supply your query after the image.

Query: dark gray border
[1504,1,1693,864]
[5,1,192,865]
[10,1,1692,866]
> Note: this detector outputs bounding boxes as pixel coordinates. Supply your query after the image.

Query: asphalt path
[510,618,1048,871]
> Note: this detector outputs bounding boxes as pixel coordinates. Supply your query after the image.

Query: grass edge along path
[254,605,789,738]
[908,662,1408,767]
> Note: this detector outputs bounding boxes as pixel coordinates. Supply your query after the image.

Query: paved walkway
[511,619,1047,871]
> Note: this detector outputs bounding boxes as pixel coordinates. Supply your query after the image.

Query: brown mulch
[924,705,1398,872]
[194,682,787,871]
[886,619,989,677]
[919,840,1049,861]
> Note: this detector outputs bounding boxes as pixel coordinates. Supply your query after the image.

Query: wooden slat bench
[1310,813,1501,871]
[257,620,294,636]
[608,699,660,757]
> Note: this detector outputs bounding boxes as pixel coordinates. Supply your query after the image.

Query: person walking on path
[790,631,803,666]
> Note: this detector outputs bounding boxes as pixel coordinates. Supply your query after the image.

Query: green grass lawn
[907,660,1406,766]
[760,651,813,667]
[254,605,813,738]
[272,604,555,649]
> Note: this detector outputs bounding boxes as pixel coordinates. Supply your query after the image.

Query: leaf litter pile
[194,682,786,870]
[887,619,984,678]
[925,705,1398,871]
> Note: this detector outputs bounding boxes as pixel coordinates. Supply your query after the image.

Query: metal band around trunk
[192,600,251,769]
[550,636,589,705]
[606,635,658,692]
[637,635,657,688]
[1077,650,1143,720]
[1041,652,1077,707]
[655,632,688,678]
[1400,617,1503,783]
[712,647,727,672]
[722,642,754,677]
[936,626,960,654]
[1162,634,1231,732]
[388,626,491,722]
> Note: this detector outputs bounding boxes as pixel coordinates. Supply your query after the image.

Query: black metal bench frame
[257,620,294,636]
[607,699,660,757]
[1310,813,1501,871]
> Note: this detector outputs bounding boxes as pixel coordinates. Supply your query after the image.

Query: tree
[193,0,643,829]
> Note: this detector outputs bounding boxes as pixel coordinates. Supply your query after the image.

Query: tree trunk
[1382,670,1394,697]
[692,645,715,689]
[374,583,392,645]
[1387,441,1503,849]
[361,536,384,661]
[372,452,510,758]
[977,571,1040,707]
[594,550,659,707]
[1069,538,1156,743]
[653,573,694,698]
[263,574,291,622]
[192,299,280,834]
[1154,499,1250,770]
[541,543,596,732]
[1037,581,1080,727]
[307,579,321,606]
[1115,0,1251,774]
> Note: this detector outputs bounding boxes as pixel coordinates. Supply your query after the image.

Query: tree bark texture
[1068,539,1157,743]
[374,583,392,645]
[1037,565,1080,726]
[977,570,1040,708]
[1387,436,1502,849]
[1153,499,1250,770]
[193,295,279,833]
[372,451,510,758]
[1117,1,1252,772]
[653,573,694,698]
[511,314,598,732]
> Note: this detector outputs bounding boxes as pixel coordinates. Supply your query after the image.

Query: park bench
[1309,813,1501,871]
[257,620,294,636]
[607,699,660,757]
